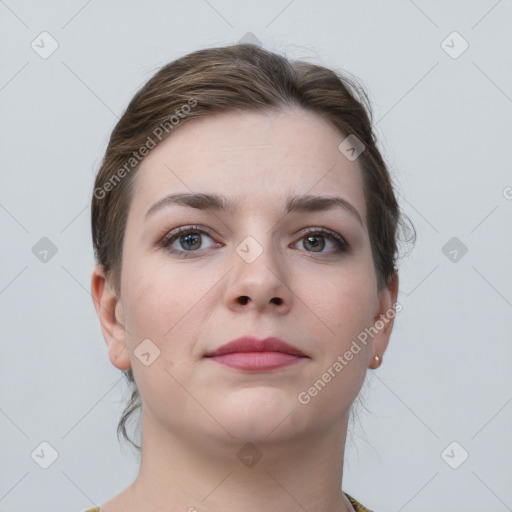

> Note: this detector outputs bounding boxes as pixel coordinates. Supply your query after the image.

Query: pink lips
[205,336,308,372]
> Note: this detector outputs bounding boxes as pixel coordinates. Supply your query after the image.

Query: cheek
[121,273,200,420]
[122,265,201,336]
[293,259,377,339]
[121,267,220,387]
[295,278,375,417]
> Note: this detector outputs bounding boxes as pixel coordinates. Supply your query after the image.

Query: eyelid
[296,226,347,242]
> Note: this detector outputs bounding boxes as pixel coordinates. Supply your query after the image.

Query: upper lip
[205,336,307,357]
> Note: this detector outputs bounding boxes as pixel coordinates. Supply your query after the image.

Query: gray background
[1,1,511,511]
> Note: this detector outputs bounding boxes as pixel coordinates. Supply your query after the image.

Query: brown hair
[91,43,415,452]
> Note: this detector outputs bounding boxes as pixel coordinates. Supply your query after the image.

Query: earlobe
[369,354,382,370]
[369,272,399,369]
[91,264,132,371]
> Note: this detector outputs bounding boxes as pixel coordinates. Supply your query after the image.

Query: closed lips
[205,336,308,358]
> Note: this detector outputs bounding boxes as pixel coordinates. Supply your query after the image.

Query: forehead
[130,107,366,219]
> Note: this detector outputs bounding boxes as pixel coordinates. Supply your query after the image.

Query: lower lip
[207,352,306,371]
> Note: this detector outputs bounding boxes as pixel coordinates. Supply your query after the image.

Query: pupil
[306,235,324,252]
[182,233,200,250]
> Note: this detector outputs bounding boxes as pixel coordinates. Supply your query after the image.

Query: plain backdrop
[1,1,511,511]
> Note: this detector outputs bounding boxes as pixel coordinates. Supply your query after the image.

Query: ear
[91,264,131,371]
[369,272,399,369]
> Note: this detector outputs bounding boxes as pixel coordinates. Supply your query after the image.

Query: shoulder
[82,497,371,512]
[344,492,376,512]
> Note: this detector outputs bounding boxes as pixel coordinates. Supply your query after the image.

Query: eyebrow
[144,192,363,226]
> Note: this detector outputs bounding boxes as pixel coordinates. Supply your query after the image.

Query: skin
[91,106,399,512]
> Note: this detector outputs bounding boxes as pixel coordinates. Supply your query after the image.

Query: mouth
[204,336,308,372]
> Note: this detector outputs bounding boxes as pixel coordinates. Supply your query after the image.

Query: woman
[88,43,410,512]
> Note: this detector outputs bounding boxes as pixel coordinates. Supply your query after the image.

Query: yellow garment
[83,493,374,512]
[345,492,375,511]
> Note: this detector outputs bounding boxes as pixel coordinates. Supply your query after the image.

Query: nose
[224,237,293,315]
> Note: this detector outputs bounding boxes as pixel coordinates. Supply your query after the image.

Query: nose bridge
[232,214,278,266]
[235,229,281,284]
[226,225,292,312]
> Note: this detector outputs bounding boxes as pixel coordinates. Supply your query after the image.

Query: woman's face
[105,107,397,443]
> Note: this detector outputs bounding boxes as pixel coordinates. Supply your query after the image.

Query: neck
[110,409,356,512]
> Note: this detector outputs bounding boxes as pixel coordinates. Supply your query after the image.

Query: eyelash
[159,225,349,258]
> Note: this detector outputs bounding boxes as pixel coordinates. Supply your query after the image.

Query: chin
[211,387,301,441]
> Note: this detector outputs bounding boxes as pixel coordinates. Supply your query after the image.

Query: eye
[159,225,348,258]
[293,228,349,255]
[160,225,221,257]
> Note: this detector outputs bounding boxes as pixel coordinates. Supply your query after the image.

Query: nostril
[236,296,283,306]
